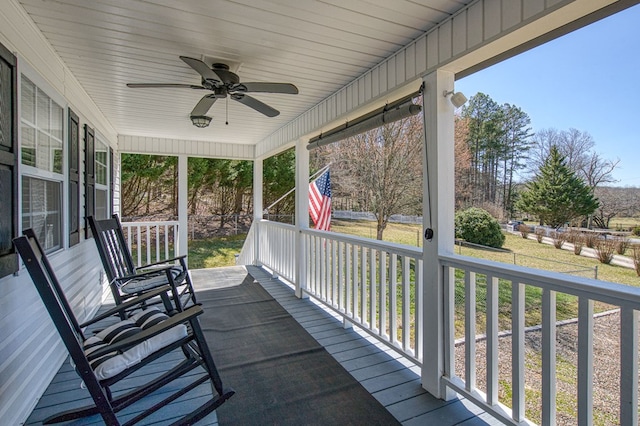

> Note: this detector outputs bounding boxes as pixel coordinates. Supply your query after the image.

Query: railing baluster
[345,242,351,316]
[145,225,151,265]
[619,307,638,426]
[332,240,338,307]
[369,248,377,333]
[352,244,359,322]
[465,270,476,391]
[542,288,557,424]
[486,275,499,405]
[511,281,525,422]
[136,226,142,267]
[416,258,423,362]
[577,297,593,425]
[361,246,367,325]
[155,225,160,263]
[443,265,455,380]
[338,241,344,312]
[164,224,171,260]
[379,252,387,339]
[390,253,398,344]
[402,256,410,351]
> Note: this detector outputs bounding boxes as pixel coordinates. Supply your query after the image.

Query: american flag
[309,170,332,231]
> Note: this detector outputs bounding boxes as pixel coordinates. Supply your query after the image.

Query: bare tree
[323,111,424,240]
[592,186,640,228]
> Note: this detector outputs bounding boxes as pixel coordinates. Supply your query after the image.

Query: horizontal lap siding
[255,0,573,158]
[118,135,255,160]
[0,242,104,425]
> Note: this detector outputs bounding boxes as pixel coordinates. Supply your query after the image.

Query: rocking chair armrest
[86,305,204,360]
[79,285,173,328]
[138,255,187,269]
[114,265,177,283]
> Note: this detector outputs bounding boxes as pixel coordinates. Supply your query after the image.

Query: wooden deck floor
[27,265,501,425]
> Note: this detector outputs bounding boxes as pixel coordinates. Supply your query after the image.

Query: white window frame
[18,64,68,253]
[94,132,110,220]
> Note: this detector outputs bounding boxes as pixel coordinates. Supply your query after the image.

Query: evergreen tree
[516,146,598,228]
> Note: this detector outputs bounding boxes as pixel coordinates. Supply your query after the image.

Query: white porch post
[421,70,456,399]
[253,157,263,265]
[178,155,188,260]
[295,138,310,298]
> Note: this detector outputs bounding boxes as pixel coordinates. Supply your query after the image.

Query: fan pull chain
[226,98,229,125]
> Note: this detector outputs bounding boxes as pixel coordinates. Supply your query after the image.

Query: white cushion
[84,308,188,380]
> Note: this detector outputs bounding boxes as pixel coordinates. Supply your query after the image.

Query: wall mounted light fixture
[443,90,468,108]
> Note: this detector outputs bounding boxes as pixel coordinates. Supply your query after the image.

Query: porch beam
[421,70,456,400]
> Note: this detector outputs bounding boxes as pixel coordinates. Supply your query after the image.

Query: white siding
[118,135,255,160]
[0,242,103,425]
[0,2,116,424]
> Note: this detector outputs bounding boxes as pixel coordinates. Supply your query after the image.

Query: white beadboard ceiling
[17,0,468,145]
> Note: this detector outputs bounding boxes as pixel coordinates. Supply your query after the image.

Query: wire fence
[454,239,598,279]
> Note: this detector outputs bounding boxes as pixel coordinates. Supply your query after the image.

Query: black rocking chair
[88,214,196,316]
[13,229,234,425]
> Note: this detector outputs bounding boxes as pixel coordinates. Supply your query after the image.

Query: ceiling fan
[126,56,299,127]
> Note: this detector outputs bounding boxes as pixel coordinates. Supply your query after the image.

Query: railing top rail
[441,253,640,308]
[121,220,180,227]
[258,219,295,230]
[303,227,422,258]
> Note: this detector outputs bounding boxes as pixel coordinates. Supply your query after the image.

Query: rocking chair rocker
[13,229,234,425]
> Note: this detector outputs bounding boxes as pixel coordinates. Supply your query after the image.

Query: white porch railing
[238,219,640,425]
[120,220,180,267]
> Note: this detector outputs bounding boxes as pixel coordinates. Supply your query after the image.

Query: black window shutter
[84,124,95,238]
[0,42,18,278]
[109,147,114,215]
[68,108,80,246]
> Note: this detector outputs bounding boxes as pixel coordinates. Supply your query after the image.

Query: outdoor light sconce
[443,90,468,108]
[190,115,212,128]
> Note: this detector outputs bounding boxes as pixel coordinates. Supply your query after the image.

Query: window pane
[95,188,107,220]
[21,125,35,166]
[52,138,63,174]
[96,148,107,185]
[22,176,61,252]
[36,130,50,170]
[21,77,35,123]
[36,88,50,134]
[51,102,63,140]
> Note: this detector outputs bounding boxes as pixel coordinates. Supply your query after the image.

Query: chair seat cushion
[84,308,187,380]
[120,266,185,294]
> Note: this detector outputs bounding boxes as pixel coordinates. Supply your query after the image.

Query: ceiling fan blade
[232,94,279,117]
[180,56,222,82]
[191,94,217,116]
[233,82,298,94]
[126,83,205,89]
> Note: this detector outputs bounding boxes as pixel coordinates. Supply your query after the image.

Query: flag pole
[264,164,331,213]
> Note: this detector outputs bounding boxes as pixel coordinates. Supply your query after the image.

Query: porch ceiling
[17,0,467,145]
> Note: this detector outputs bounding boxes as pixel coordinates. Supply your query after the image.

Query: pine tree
[516,146,598,228]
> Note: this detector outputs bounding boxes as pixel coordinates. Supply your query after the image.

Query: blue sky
[456,4,640,187]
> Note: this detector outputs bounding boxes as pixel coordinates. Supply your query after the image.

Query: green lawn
[188,234,247,269]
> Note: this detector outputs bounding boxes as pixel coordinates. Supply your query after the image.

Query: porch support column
[253,157,263,265]
[295,138,310,298]
[421,70,456,399]
[178,155,188,261]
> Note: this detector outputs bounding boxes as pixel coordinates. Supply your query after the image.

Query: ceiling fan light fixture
[190,115,212,128]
